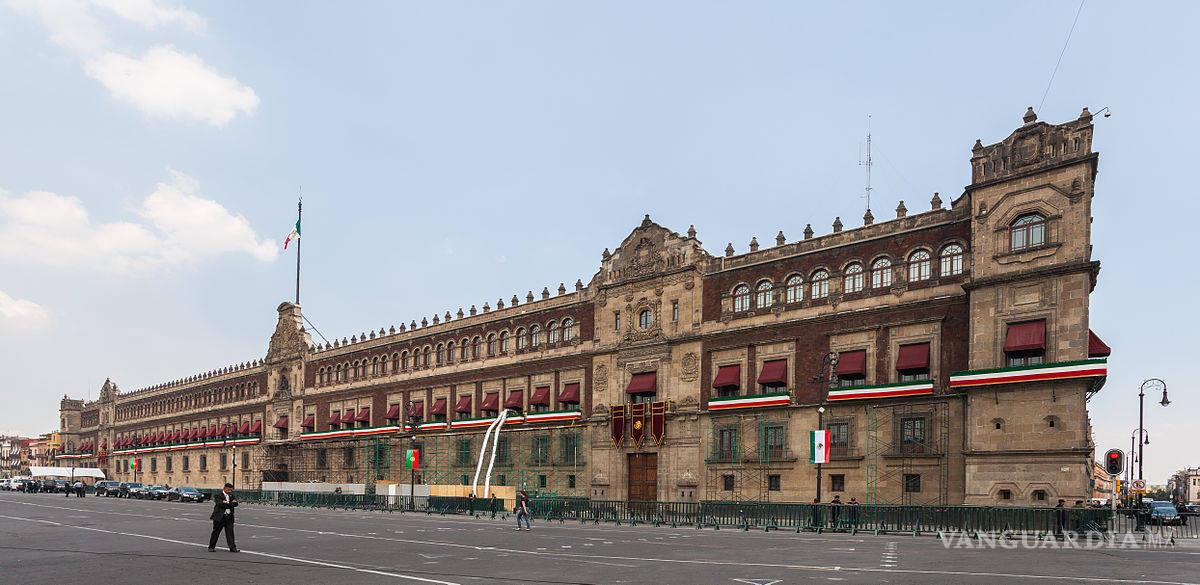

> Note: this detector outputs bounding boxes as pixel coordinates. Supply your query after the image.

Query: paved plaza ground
[0,492,1196,585]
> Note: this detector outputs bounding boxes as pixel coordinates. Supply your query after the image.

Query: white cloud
[0,170,277,274]
[0,290,50,330]
[5,0,256,127]
[86,46,259,127]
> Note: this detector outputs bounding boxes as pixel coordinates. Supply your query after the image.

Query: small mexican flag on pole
[810,430,830,464]
[405,448,420,470]
[284,217,301,250]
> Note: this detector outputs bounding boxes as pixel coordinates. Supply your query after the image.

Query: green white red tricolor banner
[810,430,830,464]
[827,381,933,401]
[949,359,1107,389]
[706,392,791,411]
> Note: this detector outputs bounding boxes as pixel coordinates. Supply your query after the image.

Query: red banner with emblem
[630,402,646,448]
[610,404,625,448]
[650,401,666,446]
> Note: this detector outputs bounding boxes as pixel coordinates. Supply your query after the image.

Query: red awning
[300,414,315,428]
[453,395,472,413]
[1088,330,1111,358]
[712,365,741,389]
[238,421,250,434]
[1004,320,1046,353]
[895,343,931,372]
[529,387,551,405]
[481,392,499,411]
[327,411,341,426]
[226,425,238,437]
[504,390,524,409]
[430,398,447,415]
[100,440,107,449]
[250,420,262,434]
[558,383,580,403]
[625,372,657,394]
[385,404,401,420]
[409,402,424,419]
[273,415,288,429]
[340,410,356,424]
[198,427,208,439]
[836,350,867,377]
[757,360,788,386]
[356,408,371,422]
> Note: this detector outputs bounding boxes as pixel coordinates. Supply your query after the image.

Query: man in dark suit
[208,483,239,552]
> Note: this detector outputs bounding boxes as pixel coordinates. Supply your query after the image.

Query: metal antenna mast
[859,115,873,213]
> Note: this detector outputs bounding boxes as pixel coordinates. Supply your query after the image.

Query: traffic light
[1104,449,1124,475]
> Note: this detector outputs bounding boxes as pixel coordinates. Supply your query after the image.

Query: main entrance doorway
[627,452,657,502]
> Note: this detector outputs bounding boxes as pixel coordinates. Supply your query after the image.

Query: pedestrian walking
[848,497,861,529]
[208,483,239,552]
[515,490,531,531]
[466,492,476,516]
[1054,499,1067,537]
[74,481,85,498]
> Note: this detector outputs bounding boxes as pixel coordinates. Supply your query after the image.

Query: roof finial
[1023,106,1037,124]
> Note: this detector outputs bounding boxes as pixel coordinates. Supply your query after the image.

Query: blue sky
[0,1,1194,484]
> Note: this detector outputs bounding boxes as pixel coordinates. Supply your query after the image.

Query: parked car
[167,487,207,503]
[118,482,144,498]
[1148,502,1182,526]
[55,480,72,492]
[95,480,121,497]
[40,479,60,492]
[143,485,170,500]
[0,479,9,490]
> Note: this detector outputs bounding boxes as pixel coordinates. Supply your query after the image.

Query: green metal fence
[193,489,1199,538]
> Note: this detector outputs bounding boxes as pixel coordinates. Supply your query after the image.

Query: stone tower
[960,107,1103,505]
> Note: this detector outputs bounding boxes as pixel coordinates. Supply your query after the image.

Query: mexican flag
[405,448,419,470]
[284,218,300,249]
[810,430,830,464]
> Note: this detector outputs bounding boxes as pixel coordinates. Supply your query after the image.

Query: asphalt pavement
[0,492,1196,585]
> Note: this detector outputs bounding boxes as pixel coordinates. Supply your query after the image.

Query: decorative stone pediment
[266,302,312,364]
[590,215,711,288]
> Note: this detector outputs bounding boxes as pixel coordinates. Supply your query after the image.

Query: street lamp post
[405,400,419,510]
[1136,379,1168,508]
[812,351,839,503]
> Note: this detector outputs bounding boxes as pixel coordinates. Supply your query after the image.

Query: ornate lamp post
[812,351,839,502]
[1136,378,1168,508]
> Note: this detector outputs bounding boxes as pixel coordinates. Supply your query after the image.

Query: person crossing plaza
[208,483,239,552]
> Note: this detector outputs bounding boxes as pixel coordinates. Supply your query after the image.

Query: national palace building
[55,108,1112,506]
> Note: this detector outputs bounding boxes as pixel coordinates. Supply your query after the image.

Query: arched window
[871,258,892,289]
[785,275,803,303]
[1010,213,1046,250]
[562,318,576,340]
[487,334,497,355]
[733,285,751,312]
[811,270,829,299]
[517,328,527,350]
[908,250,931,282]
[472,336,481,358]
[422,347,430,367]
[392,353,399,372]
[460,339,469,360]
[436,344,445,365]
[844,263,864,293]
[638,309,652,329]
[446,342,454,363]
[940,244,964,276]
[371,357,379,375]
[500,331,510,353]
[352,361,360,378]
[401,351,409,369]
[335,364,343,381]
[317,367,324,385]
[530,325,542,348]
[756,281,773,308]
[548,321,560,343]
[379,356,388,375]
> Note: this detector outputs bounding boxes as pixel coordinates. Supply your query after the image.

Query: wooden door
[627,453,658,502]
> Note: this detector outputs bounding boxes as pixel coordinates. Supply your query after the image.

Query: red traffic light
[1109,452,1120,459]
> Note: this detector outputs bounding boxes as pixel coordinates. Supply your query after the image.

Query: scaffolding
[704,412,788,502]
[865,400,950,505]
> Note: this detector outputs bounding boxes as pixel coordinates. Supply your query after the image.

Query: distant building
[1090,459,1113,502]
[1168,468,1200,505]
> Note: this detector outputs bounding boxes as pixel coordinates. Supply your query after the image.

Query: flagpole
[296,197,302,306]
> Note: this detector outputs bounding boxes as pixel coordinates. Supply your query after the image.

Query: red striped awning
[712,365,740,389]
[340,410,356,424]
[529,387,551,406]
[250,420,262,434]
[409,401,424,419]
[453,395,472,413]
[385,404,401,420]
[430,398,447,415]
[100,440,107,450]
[1088,330,1111,358]
[238,421,250,434]
[836,350,867,377]
[300,414,315,429]
[480,392,499,411]
[225,425,237,437]
[625,372,657,394]
[895,343,931,372]
[198,427,208,439]
[1004,320,1046,353]
[327,411,341,426]
[504,390,524,409]
[273,415,288,429]
[356,407,371,422]
[757,360,788,386]
[558,383,580,403]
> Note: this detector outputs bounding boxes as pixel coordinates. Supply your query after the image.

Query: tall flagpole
[296,196,302,306]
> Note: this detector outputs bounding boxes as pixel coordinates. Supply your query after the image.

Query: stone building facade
[56,109,1110,506]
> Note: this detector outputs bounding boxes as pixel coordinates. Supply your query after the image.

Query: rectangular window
[900,417,926,454]
[568,474,577,489]
[716,428,735,460]
[672,301,679,322]
[722,474,734,491]
[496,436,510,465]
[497,474,507,486]
[454,438,472,466]
[826,421,849,457]
[151,458,157,472]
[343,447,355,467]
[560,433,581,465]
[242,452,250,470]
[199,455,207,471]
[1006,353,1045,367]
[761,425,785,460]
[904,474,921,493]
[831,474,845,492]
[165,456,172,473]
[220,453,227,471]
[182,456,189,472]
[538,474,547,488]
[614,311,621,332]
[316,449,327,469]
[531,436,550,466]
[768,474,781,491]
[461,474,470,486]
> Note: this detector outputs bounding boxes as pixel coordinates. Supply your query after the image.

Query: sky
[0,1,1194,484]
